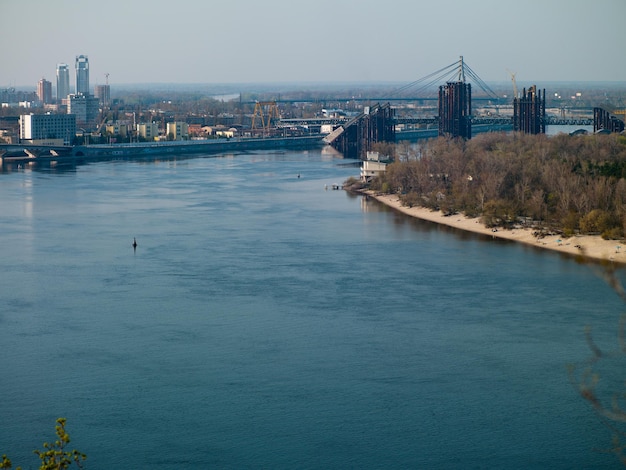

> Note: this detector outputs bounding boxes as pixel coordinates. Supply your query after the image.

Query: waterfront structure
[593,107,625,133]
[360,151,389,182]
[20,113,76,145]
[37,78,52,104]
[56,64,70,102]
[75,55,89,95]
[94,84,110,106]
[166,121,189,140]
[68,94,99,128]
[137,122,159,140]
[513,86,546,134]
[438,81,472,139]
[326,103,395,159]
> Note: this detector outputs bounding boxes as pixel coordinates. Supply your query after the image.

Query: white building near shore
[20,113,76,145]
[360,151,389,182]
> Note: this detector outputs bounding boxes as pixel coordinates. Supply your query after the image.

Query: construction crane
[507,69,518,99]
[251,101,279,134]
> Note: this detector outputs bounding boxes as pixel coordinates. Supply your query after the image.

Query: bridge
[319,57,603,158]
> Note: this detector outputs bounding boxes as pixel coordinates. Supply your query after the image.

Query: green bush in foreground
[1,418,86,470]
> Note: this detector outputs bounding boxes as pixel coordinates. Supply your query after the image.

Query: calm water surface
[0,149,624,469]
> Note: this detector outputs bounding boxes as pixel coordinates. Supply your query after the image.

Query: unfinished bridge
[324,57,501,159]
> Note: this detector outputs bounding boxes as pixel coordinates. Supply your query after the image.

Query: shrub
[1,418,86,470]
[580,209,612,234]
[601,226,623,240]
[400,191,420,208]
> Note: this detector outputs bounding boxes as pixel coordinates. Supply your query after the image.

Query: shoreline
[364,191,625,265]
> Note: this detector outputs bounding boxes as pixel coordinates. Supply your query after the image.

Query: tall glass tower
[75,55,89,95]
[56,63,70,102]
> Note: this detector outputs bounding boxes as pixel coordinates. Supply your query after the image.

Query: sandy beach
[366,191,625,265]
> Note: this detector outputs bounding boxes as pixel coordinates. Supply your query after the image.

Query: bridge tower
[593,107,625,133]
[438,57,472,139]
[513,86,546,134]
[325,103,395,160]
[438,81,472,139]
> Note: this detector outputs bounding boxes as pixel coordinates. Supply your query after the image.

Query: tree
[351,133,626,238]
[1,418,86,470]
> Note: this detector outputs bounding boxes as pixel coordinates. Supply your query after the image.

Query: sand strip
[366,191,625,265]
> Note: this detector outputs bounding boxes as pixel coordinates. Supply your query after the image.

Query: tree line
[361,133,626,239]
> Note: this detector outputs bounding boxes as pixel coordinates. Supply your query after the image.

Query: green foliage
[377,133,626,239]
[342,176,366,192]
[580,209,613,234]
[0,455,15,469]
[601,226,624,240]
[371,142,396,160]
[561,211,580,234]
[2,419,86,470]
[399,191,420,208]
[481,199,517,228]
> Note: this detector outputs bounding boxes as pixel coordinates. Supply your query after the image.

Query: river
[0,148,623,468]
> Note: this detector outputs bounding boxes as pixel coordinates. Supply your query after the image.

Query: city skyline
[1,0,625,89]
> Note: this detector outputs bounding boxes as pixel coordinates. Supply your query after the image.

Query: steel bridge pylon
[513,86,546,134]
[438,81,472,139]
[325,103,395,160]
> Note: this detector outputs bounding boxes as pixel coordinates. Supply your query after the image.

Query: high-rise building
[37,78,52,104]
[75,55,89,95]
[94,84,110,106]
[56,63,70,102]
[68,94,99,128]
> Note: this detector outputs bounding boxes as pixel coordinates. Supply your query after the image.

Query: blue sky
[1,0,625,88]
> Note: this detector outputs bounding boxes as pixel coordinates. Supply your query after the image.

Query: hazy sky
[1,0,625,88]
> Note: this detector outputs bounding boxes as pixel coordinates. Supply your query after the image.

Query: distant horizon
[1,0,624,87]
[5,79,626,93]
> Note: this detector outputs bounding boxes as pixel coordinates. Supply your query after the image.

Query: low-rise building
[105,123,128,137]
[19,113,76,145]
[360,151,389,182]
[137,122,159,140]
[166,121,189,140]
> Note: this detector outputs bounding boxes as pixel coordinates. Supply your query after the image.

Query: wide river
[1,148,624,469]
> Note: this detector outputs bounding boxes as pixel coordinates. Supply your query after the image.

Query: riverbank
[0,135,325,167]
[365,191,625,265]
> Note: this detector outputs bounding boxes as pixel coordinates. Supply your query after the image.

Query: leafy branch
[1,418,86,470]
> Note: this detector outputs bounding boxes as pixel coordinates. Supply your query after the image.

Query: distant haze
[1,0,625,88]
